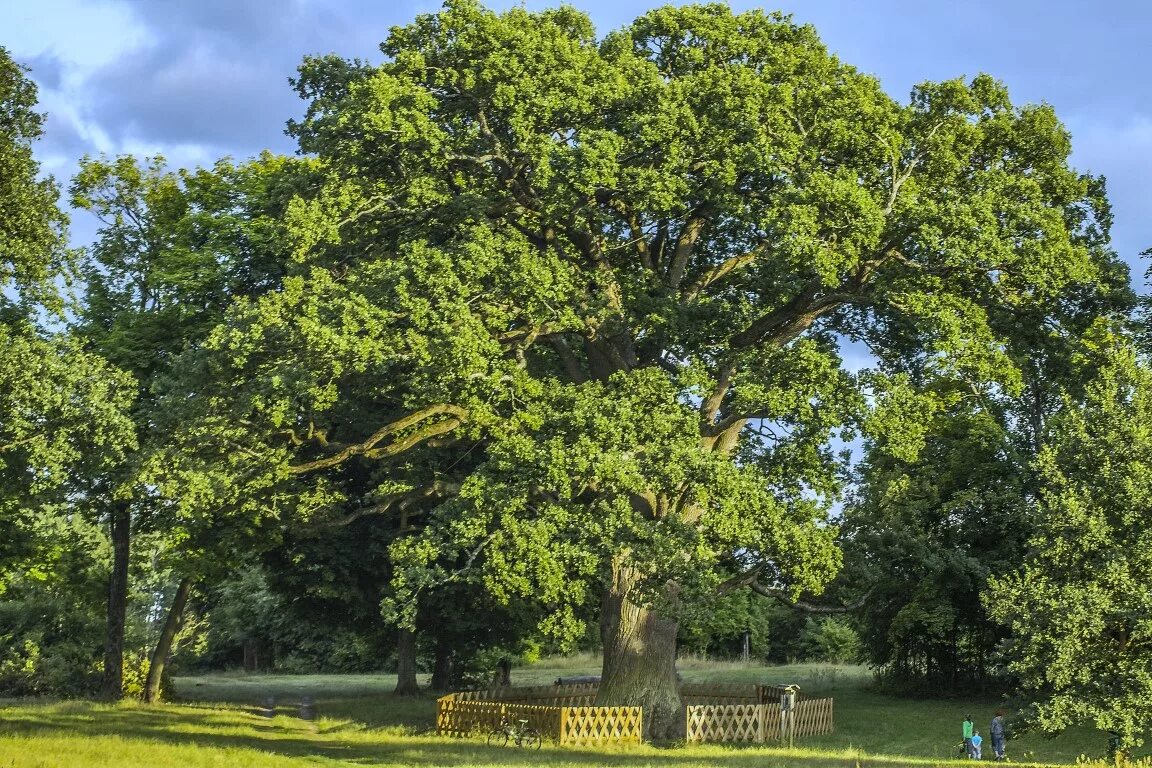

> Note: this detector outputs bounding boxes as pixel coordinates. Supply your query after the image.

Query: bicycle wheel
[487,729,509,747]
[520,729,542,750]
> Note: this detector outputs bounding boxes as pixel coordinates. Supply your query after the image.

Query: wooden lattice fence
[438,682,829,746]
[685,703,764,742]
[560,706,643,746]
[436,694,641,745]
[685,698,835,743]
[436,698,562,738]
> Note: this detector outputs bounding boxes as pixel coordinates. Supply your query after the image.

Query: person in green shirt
[963,715,975,758]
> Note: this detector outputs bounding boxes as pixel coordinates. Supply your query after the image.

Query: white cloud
[2,0,151,74]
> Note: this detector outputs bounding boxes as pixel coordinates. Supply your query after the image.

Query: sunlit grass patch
[0,663,1118,766]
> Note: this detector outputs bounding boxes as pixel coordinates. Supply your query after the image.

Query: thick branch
[321,480,462,528]
[666,208,710,291]
[729,255,883,349]
[748,581,874,614]
[699,364,736,427]
[287,404,467,474]
[682,245,766,302]
[550,335,589,383]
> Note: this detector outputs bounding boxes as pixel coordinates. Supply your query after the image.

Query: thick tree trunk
[101,503,130,700]
[430,640,453,692]
[144,577,193,703]
[596,564,683,740]
[394,628,419,695]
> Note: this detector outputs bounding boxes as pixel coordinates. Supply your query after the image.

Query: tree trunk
[144,577,193,704]
[430,640,453,692]
[394,628,419,695]
[243,638,259,672]
[596,564,683,740]
[101,503,130,700]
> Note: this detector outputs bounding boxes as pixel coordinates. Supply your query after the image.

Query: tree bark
[243,638,259,672]
[394,628,420,695]
[596,564,683,740]
[101,502,130,700]
[430,639,454,691]
[144,577,193,703]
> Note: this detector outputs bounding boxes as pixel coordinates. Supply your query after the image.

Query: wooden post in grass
[781,685,799,748]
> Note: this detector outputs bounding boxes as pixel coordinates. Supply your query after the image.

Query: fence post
[560,707,568,745]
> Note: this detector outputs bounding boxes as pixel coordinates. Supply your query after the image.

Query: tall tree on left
[69,152,305,700]
[0,46,136,696]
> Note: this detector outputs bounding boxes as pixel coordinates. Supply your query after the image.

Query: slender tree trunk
[596,563,683,740]
[101,502,130,700]
[394,628,419,695]
[144,577,193,704]
[430,640,453,691]
[243,638,258,672]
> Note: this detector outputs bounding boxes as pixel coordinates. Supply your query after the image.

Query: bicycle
[487,717,543,750]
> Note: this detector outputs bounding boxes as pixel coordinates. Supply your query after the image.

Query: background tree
[69,152,305,700]
[0,48,136,696]
[987,343,1152,754]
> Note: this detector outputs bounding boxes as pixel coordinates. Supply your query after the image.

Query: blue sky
[4,0,1151,283]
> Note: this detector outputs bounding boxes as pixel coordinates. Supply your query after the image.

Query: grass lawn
[0,660,1115,767]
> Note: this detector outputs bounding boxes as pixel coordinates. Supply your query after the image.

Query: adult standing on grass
[990,711,1007,761]
[963,715,975,758]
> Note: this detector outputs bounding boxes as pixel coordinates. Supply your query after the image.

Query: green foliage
[0,47,68,313]
[807,617,862,665]
[0,50,138,700]
[0,328,136,536]
[846,401,1029,692]
[987,348,1152,751]
[0,513,110,697]
[140,8,1123,718]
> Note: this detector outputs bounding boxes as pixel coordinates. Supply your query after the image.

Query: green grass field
[0,660,1117,767]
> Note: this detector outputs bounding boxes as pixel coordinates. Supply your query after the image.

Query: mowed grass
[0,660,1118,767]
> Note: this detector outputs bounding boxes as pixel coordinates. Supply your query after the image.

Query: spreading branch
[287,404,468,474]
[749,580,875,614]
[717,564,873,613]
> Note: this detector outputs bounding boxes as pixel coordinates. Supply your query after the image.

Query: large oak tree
[158,2,1116,736]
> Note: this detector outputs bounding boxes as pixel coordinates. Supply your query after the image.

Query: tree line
[2,0,1151,746]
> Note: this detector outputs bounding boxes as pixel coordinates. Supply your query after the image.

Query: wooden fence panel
[762,705,781,741]
[757,684,795,703]
[436,697,562,739]
[437,696,505,737]
[454,683,598,707]
[682,683,757,705]
[681,682,800,705]
[792,697,834,737]
[684,700,833,744]
[685,704,763,743]
[560,706,643,746]
[458,682,794,708]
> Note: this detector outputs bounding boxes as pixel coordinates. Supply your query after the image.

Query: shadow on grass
[0,701,1046,768]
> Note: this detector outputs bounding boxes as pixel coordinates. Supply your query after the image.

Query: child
[971,730,984,760]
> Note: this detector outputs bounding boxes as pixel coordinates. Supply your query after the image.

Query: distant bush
[809,618,862,664]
